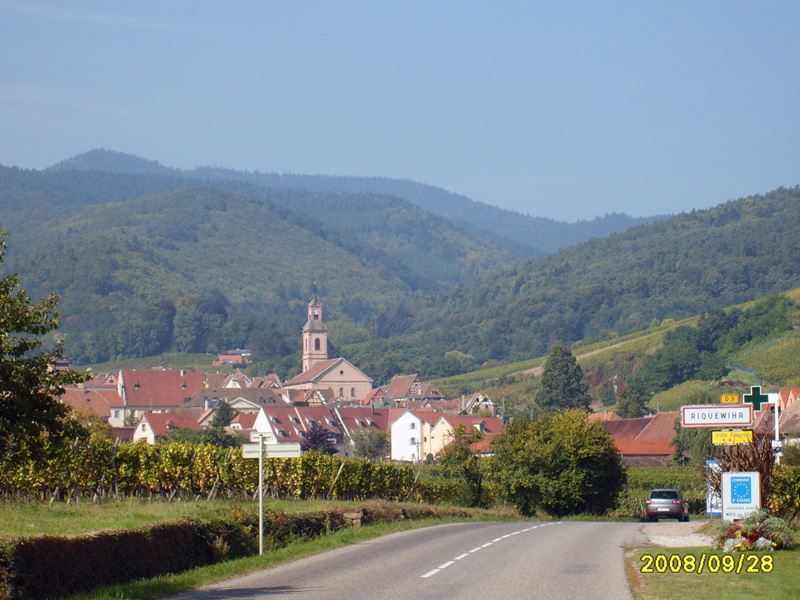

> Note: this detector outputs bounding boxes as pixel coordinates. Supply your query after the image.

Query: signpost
[680,405,753,428]
[244,409,303,554]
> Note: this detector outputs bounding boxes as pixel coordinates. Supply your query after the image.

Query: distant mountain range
[3,149,798,383]
[47,149,665,255]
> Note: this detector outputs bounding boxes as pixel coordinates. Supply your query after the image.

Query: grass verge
[628,547,800,600]
[63,517,468,600]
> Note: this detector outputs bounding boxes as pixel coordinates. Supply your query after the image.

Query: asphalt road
[168,521,649,600]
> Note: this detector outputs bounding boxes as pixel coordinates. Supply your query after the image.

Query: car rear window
[651,490,679,499]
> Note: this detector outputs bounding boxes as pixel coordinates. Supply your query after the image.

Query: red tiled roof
[636,412,679,441]
[60,388,117,418]
[335,407,391,433]
[121,369,205,408]
[384,374,419,399]
[614,440,676,456]
[232,413,258,430]
[142,412,201,437]
[603,417,652,441]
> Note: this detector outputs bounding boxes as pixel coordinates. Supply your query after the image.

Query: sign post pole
[242,410,303,555]
[258,433,264,555]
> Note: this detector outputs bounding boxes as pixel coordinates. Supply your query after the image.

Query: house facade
[389,410,441,462]
[132,412,201,444]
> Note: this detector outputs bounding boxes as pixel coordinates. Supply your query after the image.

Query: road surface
[168,521,648,600]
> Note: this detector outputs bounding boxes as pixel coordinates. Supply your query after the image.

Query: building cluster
[61,294,800,465]
[60,295,502,462]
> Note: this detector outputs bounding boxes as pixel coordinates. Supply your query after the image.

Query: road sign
[742,386,774,411]
[242,431,303,556]
[720,394,739,404]
[250,430,275,443]
[681,405,753,428]
[241,442,302,459]
[722,471,760,521]
[711,430,753,445]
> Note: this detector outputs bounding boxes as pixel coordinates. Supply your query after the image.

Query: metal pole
[774,398,781,465]
[258,433,264,555]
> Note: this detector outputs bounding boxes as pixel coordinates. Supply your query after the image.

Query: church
[282,293,374,403]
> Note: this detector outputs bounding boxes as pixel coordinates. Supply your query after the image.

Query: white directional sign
[250,430,275,443]
[681,404,753,428]
[241,442,302,459]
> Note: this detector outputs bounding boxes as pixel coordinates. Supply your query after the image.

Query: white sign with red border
[681,405,753,428]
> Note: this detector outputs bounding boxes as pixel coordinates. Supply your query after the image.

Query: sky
[1,1,799,222]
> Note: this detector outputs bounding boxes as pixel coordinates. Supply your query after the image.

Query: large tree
[535,344,591,411]
[491,409,625,516]
[0,231,90,461]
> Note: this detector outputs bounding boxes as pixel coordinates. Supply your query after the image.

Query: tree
[0,231,91,461]
[163,426,242,448]
[615,378,649,418]
[535,344,591,411]
[350,429,389,460]
[301,422,337,454]
[491,409,625,516]
[438,424,485,507]
[210,401,238,428]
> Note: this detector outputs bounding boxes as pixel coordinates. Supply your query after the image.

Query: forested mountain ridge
[0,166,520,367]
[48,149,663,254]
[392,186,800,364]
[6,153,800,383]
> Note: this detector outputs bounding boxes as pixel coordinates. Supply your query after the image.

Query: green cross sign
[742,386,772,411]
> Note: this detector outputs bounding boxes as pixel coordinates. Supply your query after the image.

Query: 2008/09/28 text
[640,553,774,574]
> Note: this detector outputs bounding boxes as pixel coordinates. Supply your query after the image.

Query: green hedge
[0,511,339,600]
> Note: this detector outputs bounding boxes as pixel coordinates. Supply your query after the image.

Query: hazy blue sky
[1,1,799,221]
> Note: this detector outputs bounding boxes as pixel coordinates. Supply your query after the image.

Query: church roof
[283,357,373,387]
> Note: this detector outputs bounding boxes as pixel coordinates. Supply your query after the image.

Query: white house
[389,410,441,462]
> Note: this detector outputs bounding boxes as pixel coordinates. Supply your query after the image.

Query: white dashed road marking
[420,523,562,579]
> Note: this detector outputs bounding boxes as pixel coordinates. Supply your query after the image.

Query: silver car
[645,488,689,522]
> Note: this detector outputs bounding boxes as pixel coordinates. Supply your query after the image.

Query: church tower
[301,291,328,372]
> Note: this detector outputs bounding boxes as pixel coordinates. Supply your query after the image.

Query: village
[59,293,800,467]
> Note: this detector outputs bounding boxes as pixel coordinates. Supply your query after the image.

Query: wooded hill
[2,151,800,385]
[49,149,662,255]
[338,185,800,382]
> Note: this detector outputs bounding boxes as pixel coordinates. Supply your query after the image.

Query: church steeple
[301,289,327,372]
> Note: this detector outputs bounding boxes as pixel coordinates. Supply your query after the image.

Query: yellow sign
[712,430,753,445]
[720,394,739,404]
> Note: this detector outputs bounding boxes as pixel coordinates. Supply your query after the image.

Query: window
[339,388,344,397]
[114,410,120,419]
[291,417,300,424]
[314,338,321,351]
[351,387,356,397]
[410,437,416,445]
[409,422,416,430]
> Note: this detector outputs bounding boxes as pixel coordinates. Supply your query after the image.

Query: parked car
[645,488,689,522]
